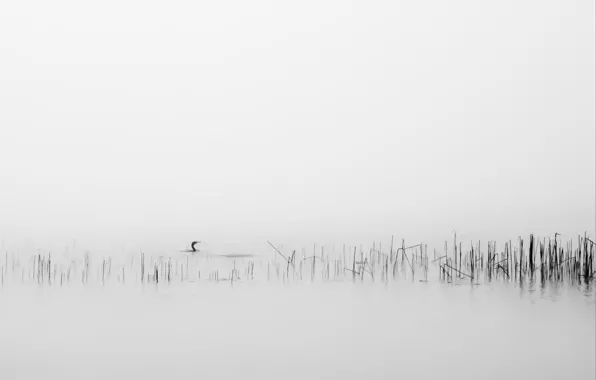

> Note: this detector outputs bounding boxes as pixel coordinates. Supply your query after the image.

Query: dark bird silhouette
[179,241,257,258]
[181,241,202,253]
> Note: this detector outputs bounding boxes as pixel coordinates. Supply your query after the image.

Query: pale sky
[0,0,594,255]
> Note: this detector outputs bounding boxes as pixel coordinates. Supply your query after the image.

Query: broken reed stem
[267,241,295,267]
[444,263,473,279]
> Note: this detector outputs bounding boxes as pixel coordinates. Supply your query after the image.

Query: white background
[0,0,594,254]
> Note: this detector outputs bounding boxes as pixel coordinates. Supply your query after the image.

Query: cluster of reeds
[0,233,593,288]
[433,233,595,285]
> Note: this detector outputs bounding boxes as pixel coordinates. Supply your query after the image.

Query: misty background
[0,0,594,256]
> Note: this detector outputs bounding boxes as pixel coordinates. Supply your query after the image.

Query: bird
[180,241,257,258]
[181,241,202,253]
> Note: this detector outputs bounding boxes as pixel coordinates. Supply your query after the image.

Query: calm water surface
[0,280,594,380]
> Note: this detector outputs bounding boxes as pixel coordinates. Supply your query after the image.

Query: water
[1,280,594,380]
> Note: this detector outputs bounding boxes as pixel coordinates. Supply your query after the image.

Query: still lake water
[0,280,594,380]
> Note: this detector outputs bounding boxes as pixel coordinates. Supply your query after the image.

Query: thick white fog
[0,0,594,255]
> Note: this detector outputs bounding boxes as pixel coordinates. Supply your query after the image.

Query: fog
[0,0,594,255]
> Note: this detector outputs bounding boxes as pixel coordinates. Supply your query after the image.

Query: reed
[0,233,593,291]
